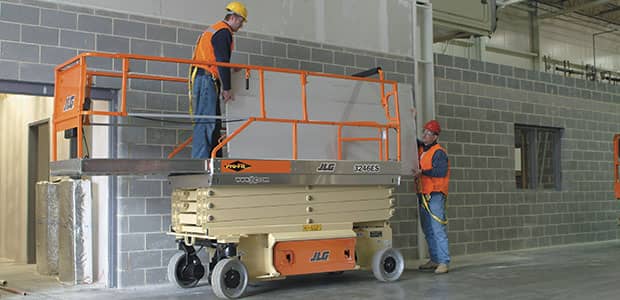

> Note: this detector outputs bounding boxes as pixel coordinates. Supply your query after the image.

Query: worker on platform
[190,1,247,158]
[414,119,451,274]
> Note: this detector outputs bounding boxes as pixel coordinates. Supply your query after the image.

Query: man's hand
[222,89,234,102]
[412,168,422,178]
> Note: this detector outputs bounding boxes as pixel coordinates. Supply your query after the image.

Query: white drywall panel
[225,71,416,174]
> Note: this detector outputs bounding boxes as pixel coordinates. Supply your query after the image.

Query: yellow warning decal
[303,224,322,232]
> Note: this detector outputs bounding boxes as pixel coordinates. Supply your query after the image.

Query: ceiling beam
[539,0,613,19]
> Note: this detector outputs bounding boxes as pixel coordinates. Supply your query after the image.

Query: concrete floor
[2,240,620,300]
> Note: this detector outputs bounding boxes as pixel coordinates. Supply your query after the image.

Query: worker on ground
[414,119,451,274]
[190,1,247,158]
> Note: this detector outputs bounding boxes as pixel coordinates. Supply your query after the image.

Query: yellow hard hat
[226,1,248,21]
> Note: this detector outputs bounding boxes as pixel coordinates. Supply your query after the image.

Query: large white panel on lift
[225,71,416,175]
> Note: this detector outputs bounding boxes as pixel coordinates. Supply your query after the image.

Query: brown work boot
[434,263,449,274]
[418,260,439,270]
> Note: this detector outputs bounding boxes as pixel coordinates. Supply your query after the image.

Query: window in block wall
[514,124,562,190]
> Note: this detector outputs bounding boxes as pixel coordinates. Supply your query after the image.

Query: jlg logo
[316,162,336,172]
[310,251,330,262]
[63,95,75,112]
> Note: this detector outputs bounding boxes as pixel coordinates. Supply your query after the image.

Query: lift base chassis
[51,158,405,299]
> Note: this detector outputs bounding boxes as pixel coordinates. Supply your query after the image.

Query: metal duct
[57,179,93,285]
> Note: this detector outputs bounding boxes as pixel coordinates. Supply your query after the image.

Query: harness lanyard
[421,193,448,225]
[188,65,199,126]
[188,31,204,126]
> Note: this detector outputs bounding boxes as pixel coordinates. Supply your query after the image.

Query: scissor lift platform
[51,52,408,299]
[50,158,400,186]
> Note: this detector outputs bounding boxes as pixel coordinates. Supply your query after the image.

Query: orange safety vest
[192,21,234,79]
[418,143,450,195]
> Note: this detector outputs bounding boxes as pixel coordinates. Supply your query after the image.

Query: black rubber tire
[211,258,249,299]
[371,247,405,282]
[167,252,201,288]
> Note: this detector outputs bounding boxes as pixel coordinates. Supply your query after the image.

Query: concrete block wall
[2,0,618,288]
[434,54,620,256]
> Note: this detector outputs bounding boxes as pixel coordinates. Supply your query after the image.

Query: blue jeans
[191,71,221,158]
[418,192,450,264]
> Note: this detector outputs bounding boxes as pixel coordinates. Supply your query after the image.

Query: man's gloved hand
[222,89,234,102]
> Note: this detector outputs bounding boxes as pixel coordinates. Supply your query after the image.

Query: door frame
[26,118,51,264]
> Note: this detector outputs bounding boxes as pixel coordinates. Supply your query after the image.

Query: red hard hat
[423,120,441,134]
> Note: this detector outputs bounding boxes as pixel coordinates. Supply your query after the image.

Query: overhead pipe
[539,0,613,19]
[554,60,584,76]
[601,72,620,83]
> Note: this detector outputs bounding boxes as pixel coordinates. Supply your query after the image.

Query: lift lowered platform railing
[52,52,402,170]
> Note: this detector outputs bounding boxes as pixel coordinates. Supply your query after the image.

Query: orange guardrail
[52,52,401,162]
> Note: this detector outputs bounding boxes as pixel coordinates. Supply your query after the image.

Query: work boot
[418,260,439,270]
[434,263,449,274]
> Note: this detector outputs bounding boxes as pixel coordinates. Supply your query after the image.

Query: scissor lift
[50,52,405,299]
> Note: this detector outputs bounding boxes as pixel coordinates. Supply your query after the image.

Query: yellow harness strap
[421,194,448,225]
[188,65,199,124]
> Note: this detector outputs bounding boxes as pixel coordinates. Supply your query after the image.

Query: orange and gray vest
[418,143,450,195]
[192,21,234,79]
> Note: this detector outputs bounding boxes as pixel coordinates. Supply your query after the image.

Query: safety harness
[188,64,198,120]
[188,32,221,125]
[420,193,448,225]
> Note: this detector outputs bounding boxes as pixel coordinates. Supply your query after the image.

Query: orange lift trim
[273,238,356,276]
[220,159,292,174]
[53,60,84,160]
[292,122,298,160]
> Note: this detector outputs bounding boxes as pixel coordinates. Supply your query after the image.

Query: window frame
[515,124,562,190]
